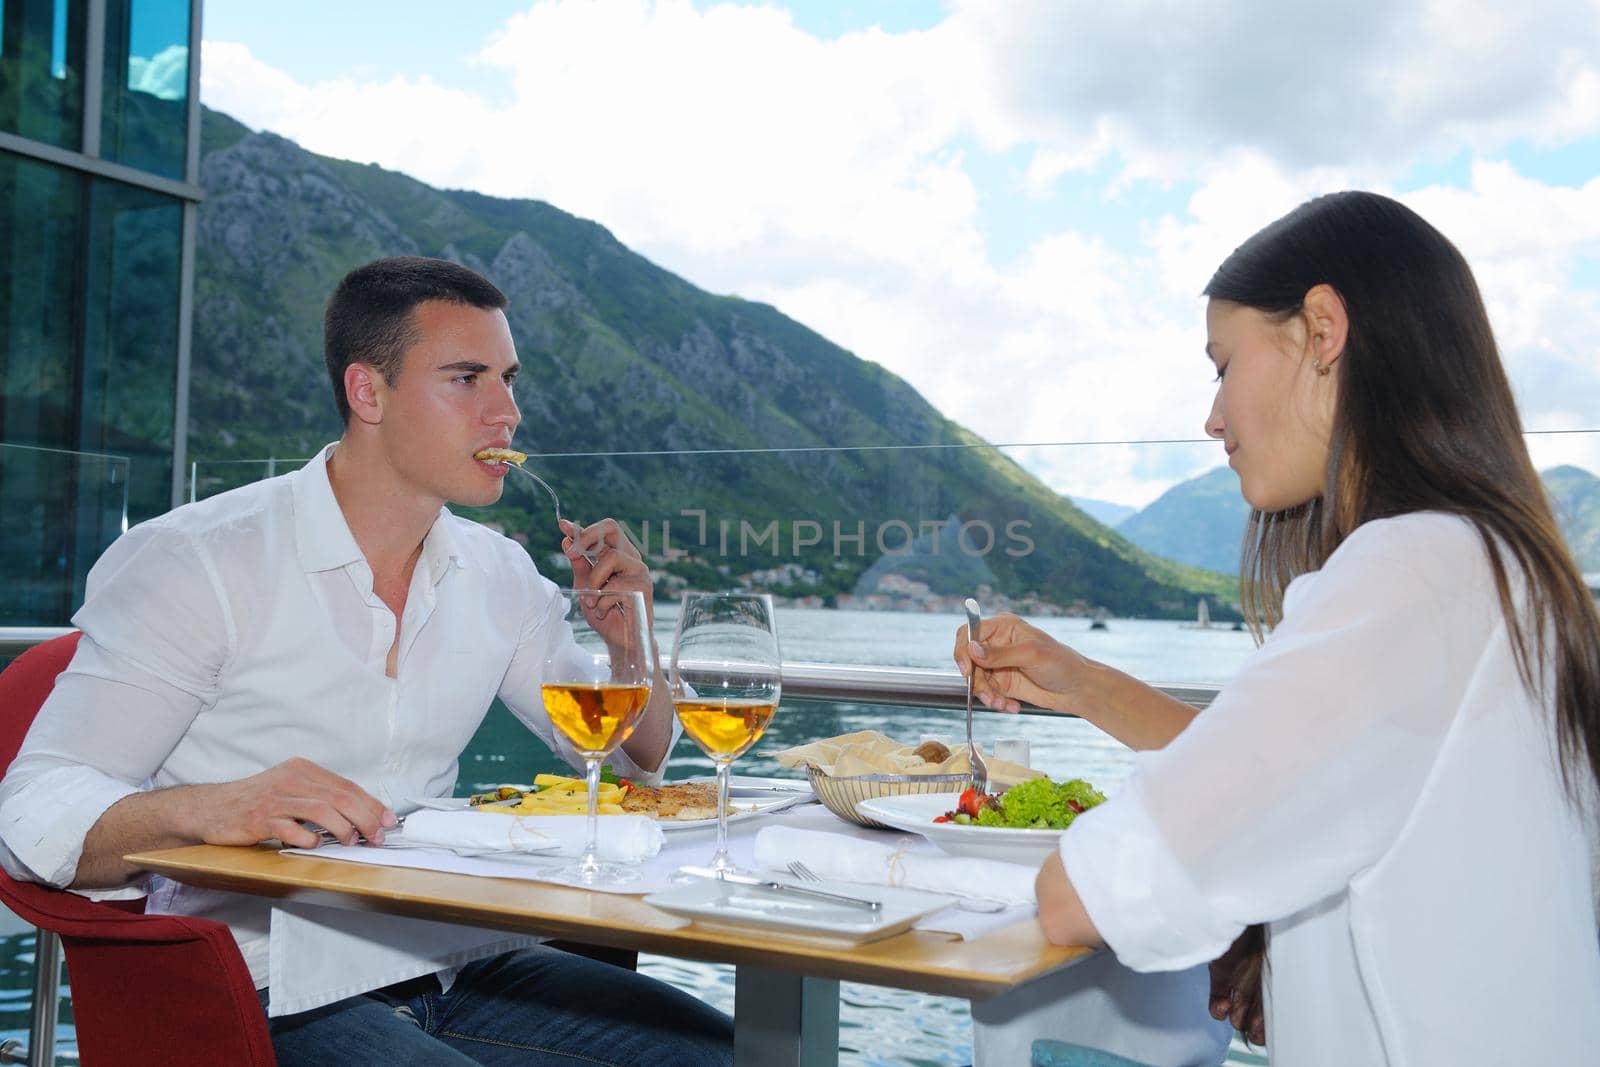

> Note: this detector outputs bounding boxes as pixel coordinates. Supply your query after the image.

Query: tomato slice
[957,787,983,818]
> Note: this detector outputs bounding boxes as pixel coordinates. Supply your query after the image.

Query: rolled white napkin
[394,811,663,861]
[753,826,1037,905]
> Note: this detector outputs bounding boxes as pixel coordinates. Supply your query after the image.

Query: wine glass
[669,593,782,874]
[541,588,655,886]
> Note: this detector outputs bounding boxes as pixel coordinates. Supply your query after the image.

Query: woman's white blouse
[1061,512,1600,1066]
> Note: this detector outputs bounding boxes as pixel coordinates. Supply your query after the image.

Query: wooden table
[127,844,1090,1065]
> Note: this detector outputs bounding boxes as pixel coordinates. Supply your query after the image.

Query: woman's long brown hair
[1207,191,1600,799]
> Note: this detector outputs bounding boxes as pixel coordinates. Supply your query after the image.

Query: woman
[958,191,1600,1064]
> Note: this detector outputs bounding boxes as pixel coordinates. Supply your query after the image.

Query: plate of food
[855,778,1108,866]
[409,775,805,830]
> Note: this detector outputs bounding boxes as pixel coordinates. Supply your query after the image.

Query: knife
[680,866,883,912]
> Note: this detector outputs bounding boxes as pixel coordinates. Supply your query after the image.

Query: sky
[197,0,1600,507]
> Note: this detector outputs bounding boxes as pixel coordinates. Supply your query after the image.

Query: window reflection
[0,0,85,149]
[82,176,181,526]
[0,154,181,624]
[0,149,80,449]
[99,0,189,178]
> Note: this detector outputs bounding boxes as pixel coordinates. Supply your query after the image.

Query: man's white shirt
[0,443,673,994]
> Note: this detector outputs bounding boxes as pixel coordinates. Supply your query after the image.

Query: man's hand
[559,517,672,774]
[560,518,655,635]
[74,757,397,888]
[200,757,397,850]
[1209,924,1267,1046]
[953,612,1089,713]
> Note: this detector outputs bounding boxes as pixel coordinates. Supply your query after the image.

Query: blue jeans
[258,946,734,1066]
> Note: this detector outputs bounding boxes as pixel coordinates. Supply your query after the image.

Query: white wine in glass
[674,699,777,759]
[544,683,652,753]
[541,588,655,887]
[670,593,781,875]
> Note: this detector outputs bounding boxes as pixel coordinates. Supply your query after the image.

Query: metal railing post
[27,930,60,1067]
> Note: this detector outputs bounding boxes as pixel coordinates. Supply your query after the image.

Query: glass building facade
[1,4,198,1054]
[0,0,200,628]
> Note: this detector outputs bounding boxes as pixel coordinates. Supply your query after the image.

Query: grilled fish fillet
[620,781,723,822]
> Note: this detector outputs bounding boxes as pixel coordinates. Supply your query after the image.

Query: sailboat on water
[1178,597,1213,630]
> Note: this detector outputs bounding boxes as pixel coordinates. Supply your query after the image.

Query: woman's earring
[1312,359,1330,377]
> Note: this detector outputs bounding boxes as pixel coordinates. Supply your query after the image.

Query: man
[0,257,733,1064]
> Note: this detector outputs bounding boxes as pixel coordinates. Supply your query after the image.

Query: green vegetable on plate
[971,777,1107,829]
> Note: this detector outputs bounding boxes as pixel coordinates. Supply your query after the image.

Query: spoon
[962,597,990,796]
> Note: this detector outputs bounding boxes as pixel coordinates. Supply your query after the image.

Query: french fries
[473,775,627,816]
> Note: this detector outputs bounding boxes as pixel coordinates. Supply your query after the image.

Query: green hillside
[188,107,1234,616]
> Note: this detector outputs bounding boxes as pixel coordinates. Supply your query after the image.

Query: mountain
[1116,467,1251,576]
[1543,465,1600,572]
[1112,462,1600,578]
[1069,496,1138,527]
[187,107,1234,617]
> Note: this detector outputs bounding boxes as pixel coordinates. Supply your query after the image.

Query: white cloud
[129,44,190,101]
[1404,164,1600,468]
[200,1,1600,506]
[944,0,1600,178]
[202,41,501,191]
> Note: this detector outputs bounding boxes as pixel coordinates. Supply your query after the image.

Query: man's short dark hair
[323,256,509,423]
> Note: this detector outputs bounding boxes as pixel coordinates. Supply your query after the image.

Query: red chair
[0,633,276,1066]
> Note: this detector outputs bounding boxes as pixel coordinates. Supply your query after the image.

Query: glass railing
[0,443,130,629]
[187,456,311,503]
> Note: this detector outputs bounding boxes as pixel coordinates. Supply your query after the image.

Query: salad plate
[855,793,1065,866]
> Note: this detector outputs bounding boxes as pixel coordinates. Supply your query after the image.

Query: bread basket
[804,764,969,829]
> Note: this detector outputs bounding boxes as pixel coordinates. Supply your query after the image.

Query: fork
[963,597,990,796]
[786,860,1008,914]
[509,464,599,567]
[309,815,406,847]
[785,860,824,882]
